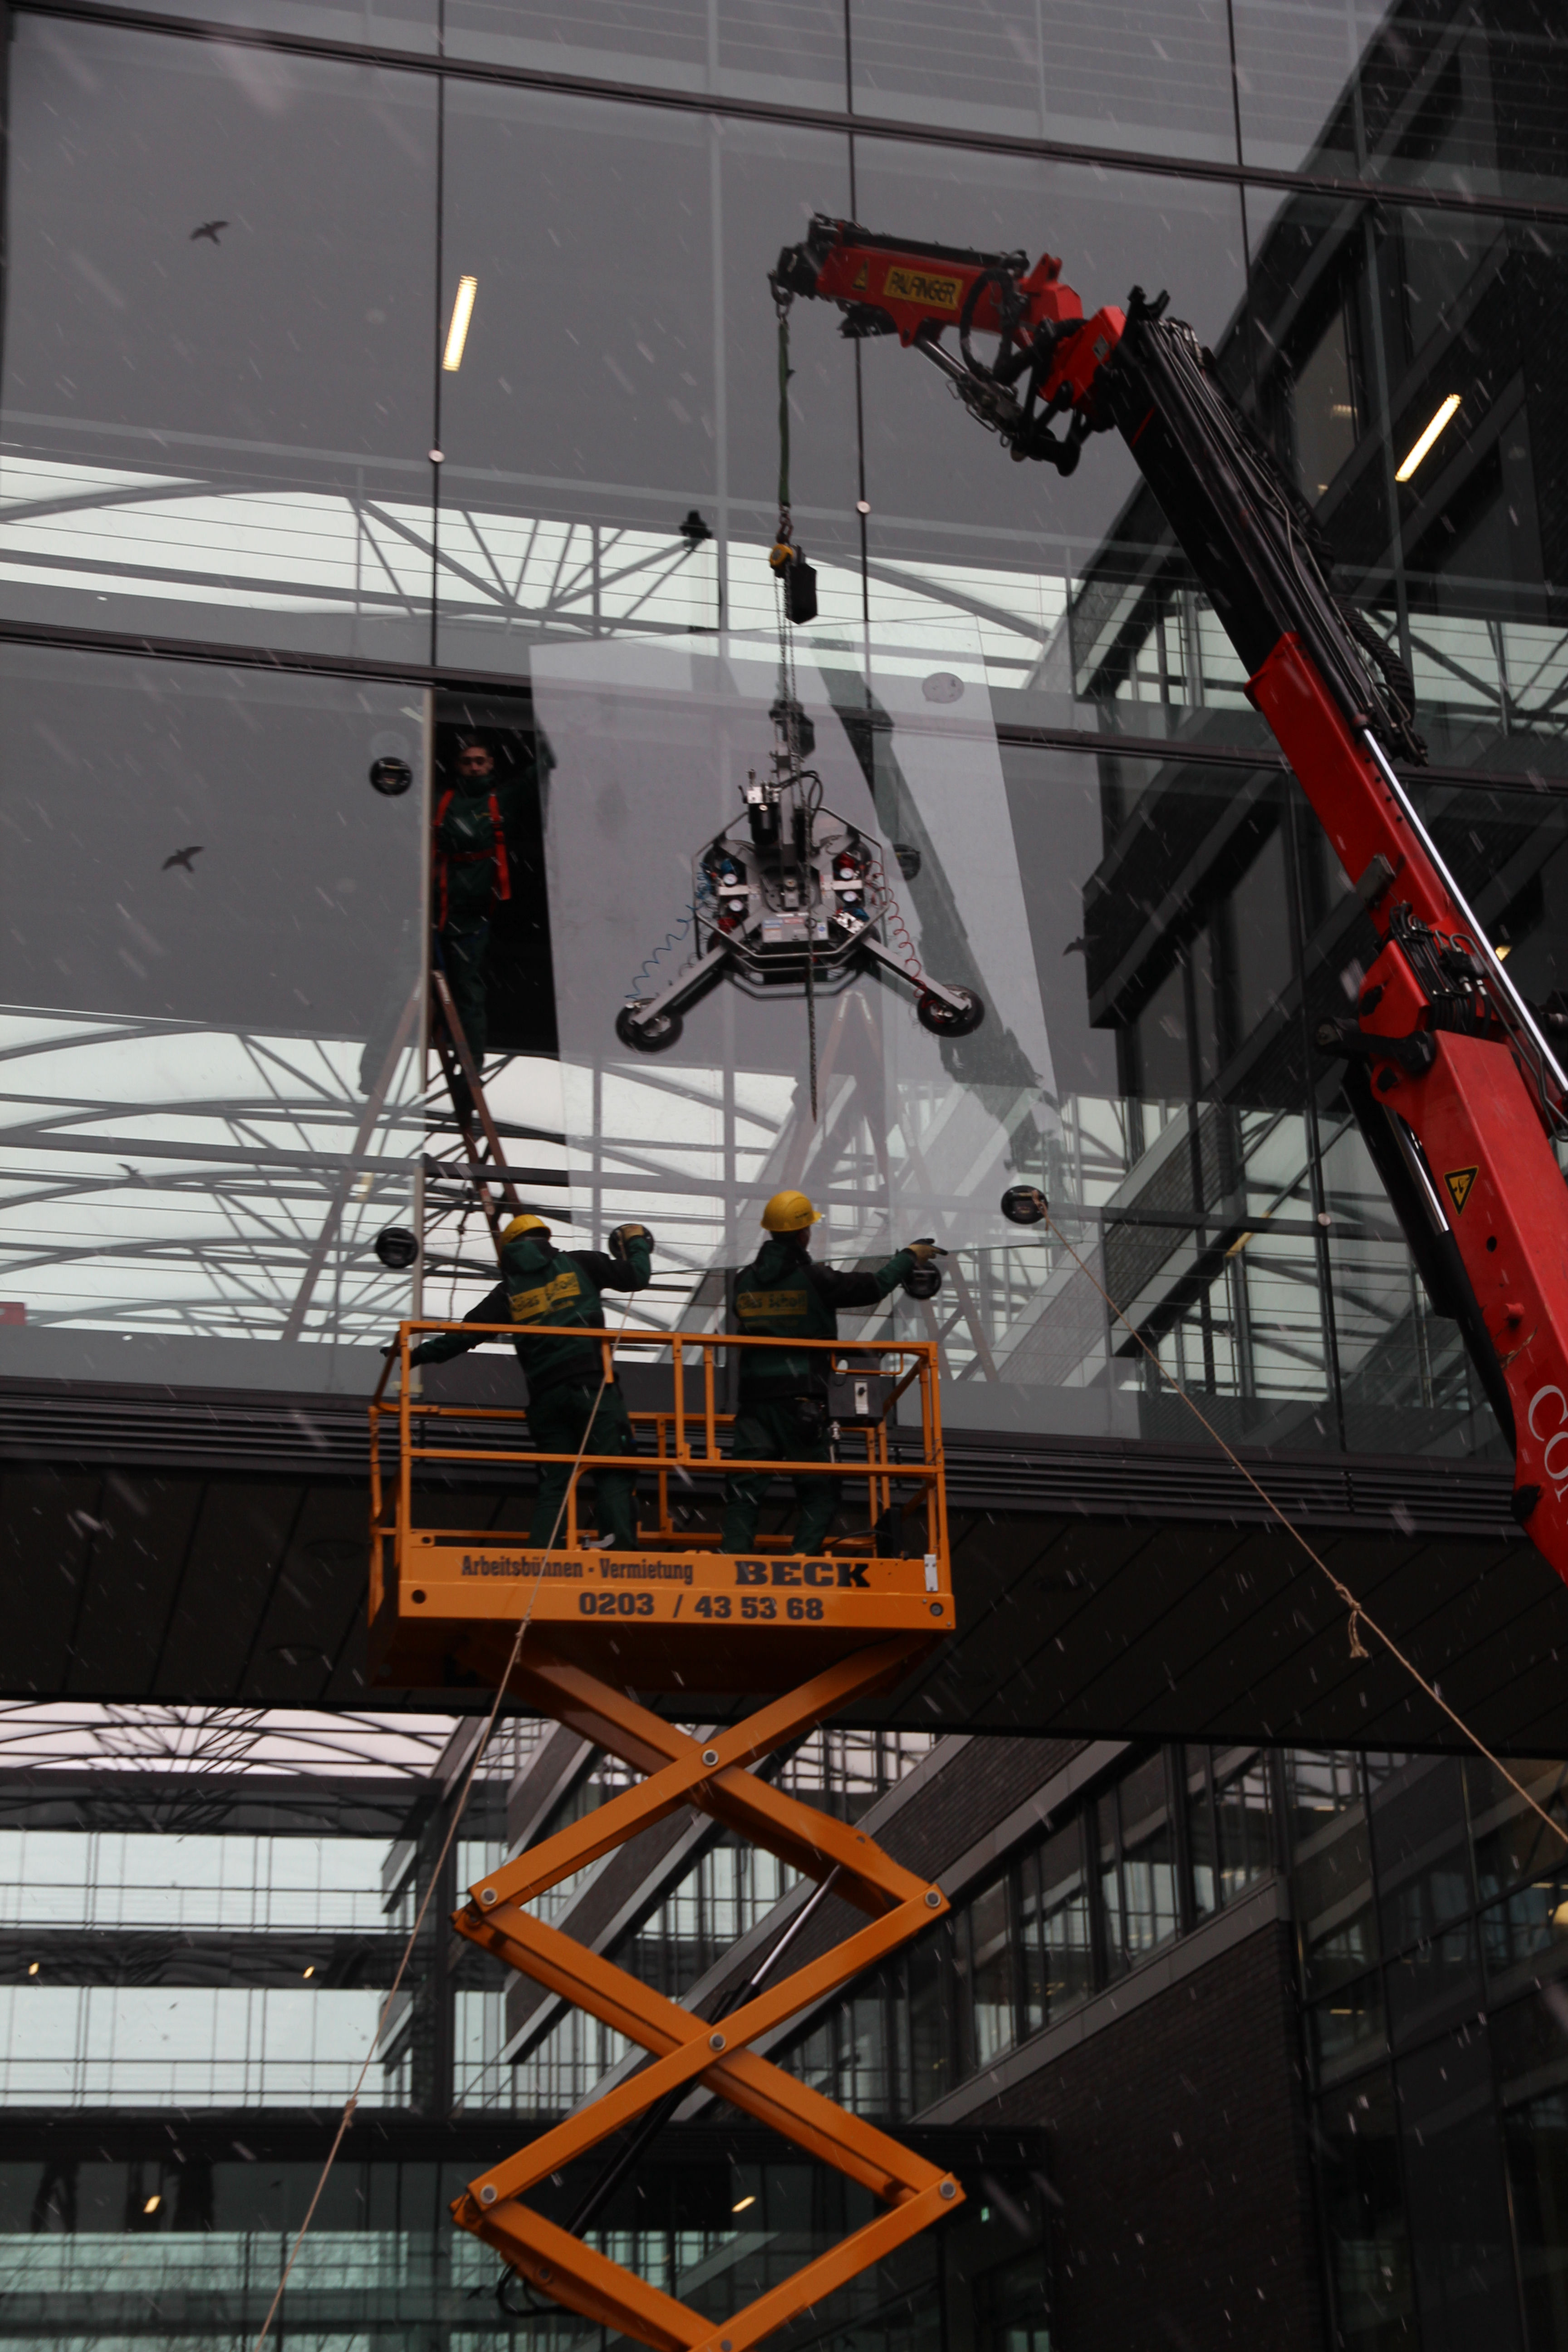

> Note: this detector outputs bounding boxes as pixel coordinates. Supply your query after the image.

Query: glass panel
[1117,1751,1177,1959]
[1021,1821,1093,2028]
[1313,2070,1417,2352]
[0,1985,387,2107]
[0,644,423,1392]
[1470,1756,1568,1906]
[1213,1748,1274,1903]
[844,145,1255,739]
[1294,1796,1378,2000]
[905,1919,954,2114]
[1236,0,1568,207]
[1506,2092,1568,2352]
[1398,2028,1522,2351]
[1096,1789,1124,1980]
[1310,1970,1387,2081]
[446,0,846,107]
[847,0,1237,162]
[1285,1748,1363,1847]
[965,1879,1017,2068]
[0,19,437,658]
[838,1990,892,2116]
[1369,1757,1475,1954]
[435,92,856,676]
[1186,1749,1218,1918]
[69,0,439,48]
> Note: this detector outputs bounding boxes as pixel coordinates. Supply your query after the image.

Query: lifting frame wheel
[369,1321,962,2349]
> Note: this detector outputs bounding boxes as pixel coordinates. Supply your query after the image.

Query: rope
[777,303,791,525]
[250,1296,638,2352]
[1021,1190,1568,1854]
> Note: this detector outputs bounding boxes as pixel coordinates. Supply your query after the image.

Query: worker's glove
[609,1221,654,1261]
[907,1239,946,1267]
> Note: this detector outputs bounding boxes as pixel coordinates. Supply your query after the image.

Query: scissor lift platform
[369,1323,954,1690]
[368,1320,961,2352]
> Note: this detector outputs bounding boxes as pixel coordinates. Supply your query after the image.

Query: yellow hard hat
[501,1213,551,1245]
[761,1189,820,1234]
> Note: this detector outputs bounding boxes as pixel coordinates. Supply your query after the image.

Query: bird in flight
[190,220,229,244]
[162,845,203,872]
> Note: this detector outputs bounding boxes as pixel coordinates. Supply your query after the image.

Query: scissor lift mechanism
[369,1324,959,2349]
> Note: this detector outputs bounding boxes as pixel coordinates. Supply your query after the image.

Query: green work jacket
[410,1230,652,1394]
[733,1234,914,1397]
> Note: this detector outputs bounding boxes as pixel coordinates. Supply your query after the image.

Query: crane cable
[772,292,818,1124]
[249,1292,638,2352]
[1024,1190,1568,1854]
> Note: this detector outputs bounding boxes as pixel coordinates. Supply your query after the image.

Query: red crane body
[774,216,1568,1585]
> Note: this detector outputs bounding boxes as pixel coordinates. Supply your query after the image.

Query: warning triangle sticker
[1445,1166,1478,1214]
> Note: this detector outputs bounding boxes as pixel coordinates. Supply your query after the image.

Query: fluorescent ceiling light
[443,277,478,372]
[1395,394,1461,482]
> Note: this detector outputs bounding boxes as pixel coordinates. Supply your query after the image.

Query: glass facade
[1292,1748,1568,2351]
[2,1708,1053,2352]
[783,1741,1276,2120]
[0,0,1558,1476]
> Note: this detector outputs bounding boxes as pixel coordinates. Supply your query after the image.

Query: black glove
[609,1222,654,1260]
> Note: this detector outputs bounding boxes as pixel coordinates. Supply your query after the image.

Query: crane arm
[774,213,1568,1578]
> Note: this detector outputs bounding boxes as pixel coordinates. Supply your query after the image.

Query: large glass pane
[446,0,846,108]
[1506,2091,1568,2352]
[1236,0,1568,207]
[1398,2028,1522,2351]
[1213,1747,1274,1904]
[1292,1767,1378,2000]
[0,19,437,659]
[435,92,856,675]
[1117,1751,1177,1958]
[963,1879,1017,2068]
[1019,1822,1093,2028]
[0,644,423,1392]
[1314,2069,1417,2352]
[844,144,1256,740]
[848,0,1237,162]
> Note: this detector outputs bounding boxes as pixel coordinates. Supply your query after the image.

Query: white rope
[250,1297,636,2351]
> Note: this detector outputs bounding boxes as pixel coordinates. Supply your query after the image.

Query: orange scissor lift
[369,1318,961,2352]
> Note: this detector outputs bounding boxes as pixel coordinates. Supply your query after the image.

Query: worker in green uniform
[433,736,524,1068]
[720,1191,936,1556]
[407,1213,654,1550]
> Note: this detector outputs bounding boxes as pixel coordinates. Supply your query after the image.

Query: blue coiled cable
[626,874,715,1002]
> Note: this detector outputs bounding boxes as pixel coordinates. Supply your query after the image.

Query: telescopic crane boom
[773,213,1568,1584]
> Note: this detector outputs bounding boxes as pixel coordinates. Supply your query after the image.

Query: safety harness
[434,789,512,929]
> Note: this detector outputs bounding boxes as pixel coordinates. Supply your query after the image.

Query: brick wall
[968,1920,1324,2352]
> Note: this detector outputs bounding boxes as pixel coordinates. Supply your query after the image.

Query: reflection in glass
[1507,2091,1568,2352]
[1236,0,1568,207]
[1019,1825,1093,2030]
[1311,1971,1387,2079]
[964,1881,1017,2069]
[0,645,423,1391]
[0,19,437,658]
[1398,2029,1522,2350]
[1313,2069,1416,2350]
[445,0,845,108]
[848,0,1236,159]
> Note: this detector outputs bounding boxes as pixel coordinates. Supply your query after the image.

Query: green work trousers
[720,1396,836,1556]
[529,1380,638,1550]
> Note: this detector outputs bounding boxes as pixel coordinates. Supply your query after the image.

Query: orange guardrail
[368,1322,952,1692]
